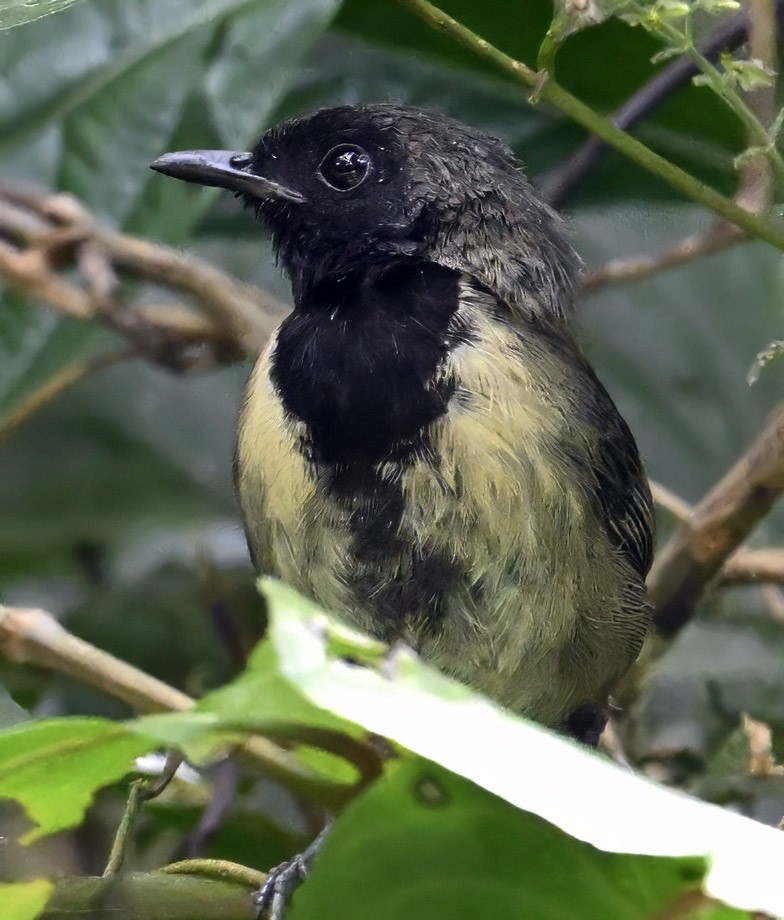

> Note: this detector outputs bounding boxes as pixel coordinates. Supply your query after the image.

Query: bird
[151,103,654,746]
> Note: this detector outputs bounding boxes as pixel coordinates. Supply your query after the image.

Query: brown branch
[0,605,195,713]
[650,480,784,591]
[581,0,777,296]
[581,221,745,293]
[0,185,288,371]
[648,480,784,627]
[580,150,771,294]
[0,605,377,806]
[649,479,692,522]
[760,584,784,623]
[648,403,784,636]
[718,547,784,587]
[0,239,94,318]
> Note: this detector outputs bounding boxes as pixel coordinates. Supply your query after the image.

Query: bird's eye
[317,144,371,191]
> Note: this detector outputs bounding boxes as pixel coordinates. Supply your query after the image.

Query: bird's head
[151,104,580,317]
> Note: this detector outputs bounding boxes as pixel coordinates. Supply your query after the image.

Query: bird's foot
[254,820,333,920]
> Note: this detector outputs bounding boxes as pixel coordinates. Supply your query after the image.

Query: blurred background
[2,0,784,872]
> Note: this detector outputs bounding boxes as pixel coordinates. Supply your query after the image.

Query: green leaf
[1,0,339,228]
[0,718,154,841]
[199,641,355,735]
[135,627,363,785]
[261,580,784,915]
[0,881,53,920]
[0,0,81,30]
[0,361,241,579]
[720,55,776,93]
[290,758,730,920]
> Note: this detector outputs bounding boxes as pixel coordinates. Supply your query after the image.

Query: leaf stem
[626,1,784,185]
[394,0,784,251]
[103,779,146,876]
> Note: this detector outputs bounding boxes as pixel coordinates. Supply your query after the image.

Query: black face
[151,103,579,318]
[244,107,423,288]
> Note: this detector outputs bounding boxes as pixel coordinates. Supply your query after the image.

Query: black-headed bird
[152,104,654,745]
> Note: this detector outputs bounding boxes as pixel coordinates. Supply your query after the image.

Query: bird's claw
[254,820,333,920]
[254,853,310,920]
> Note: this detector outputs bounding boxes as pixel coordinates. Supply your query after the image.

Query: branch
[650,480,784,592]
[0,347,133,445]
[0,605,377,806]
[543,6,756,205]
[649,479,692,521]
[0,186,287,365]
[394,0,784,250]
[581,0,777,295]
[40,872,257,920]
[581,220,744,293]
[717,547,784,587]
[0,605,194,713]
[648,403,784,636]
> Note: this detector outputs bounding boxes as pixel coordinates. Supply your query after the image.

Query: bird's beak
[149,149,304,203]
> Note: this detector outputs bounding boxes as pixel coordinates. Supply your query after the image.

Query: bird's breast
[268,260,469,465]
[236,285,643,723]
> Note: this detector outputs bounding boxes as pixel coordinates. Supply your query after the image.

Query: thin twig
[649,479,691,522]
[543,7,757,205]
[648,403,784,636]
[581,0,777,295]
[93,226,280,351]
[0,239,94,318]
[0,347,133,445]
[718,548,784,587]
[395,0,784,251]
[760,584,784,623]
[160,859,266,890]
[650,481,784,591]
[103,779,146,876]
[0,186,287,370]
[581,221,744,293]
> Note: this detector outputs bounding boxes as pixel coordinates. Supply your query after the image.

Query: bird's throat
[270,259,471,466]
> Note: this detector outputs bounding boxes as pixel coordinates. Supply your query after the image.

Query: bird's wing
[494,293,655,580]
[586,380,656,579]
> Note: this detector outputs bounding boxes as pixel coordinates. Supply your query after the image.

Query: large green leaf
[0,297,108,418]
[0,0,343,227]
[0,356,245,579]
[260,581,784,915]
[290,758,737,920]
[0,718,153,842]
